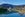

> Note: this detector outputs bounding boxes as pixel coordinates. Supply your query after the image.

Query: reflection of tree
[0,7,7,14]
[0,7,19,14]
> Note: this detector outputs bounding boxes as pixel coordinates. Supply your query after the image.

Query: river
[0,13,25,17]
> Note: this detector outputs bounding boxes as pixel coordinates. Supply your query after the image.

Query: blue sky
[0,0,25,5]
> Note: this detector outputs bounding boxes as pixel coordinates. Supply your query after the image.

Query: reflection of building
[7,7,12,12]
[14,6,25,15]
[19,6,25,14]
[11,6,25,15]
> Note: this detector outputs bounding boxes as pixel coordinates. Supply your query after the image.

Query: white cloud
[0,1,11,5]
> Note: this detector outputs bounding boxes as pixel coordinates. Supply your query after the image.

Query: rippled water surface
[0,13,25,17]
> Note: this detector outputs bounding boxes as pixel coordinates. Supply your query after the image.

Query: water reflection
[0,13,25,17]
[0,4,25,17]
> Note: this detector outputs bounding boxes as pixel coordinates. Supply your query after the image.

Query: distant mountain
[0,4,25,8]
[0,4,13,8]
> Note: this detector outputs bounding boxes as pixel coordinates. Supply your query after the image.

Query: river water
[0,13,25,17]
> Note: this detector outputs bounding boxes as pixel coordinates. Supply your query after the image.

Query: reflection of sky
[0,0,25,5]
[0,13,25,17]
